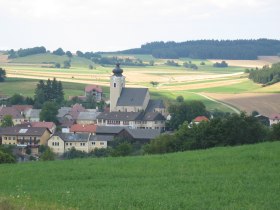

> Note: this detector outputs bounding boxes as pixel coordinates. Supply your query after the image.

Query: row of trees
[248,63,280,85]
[34,78,64,108]
[120,39,280,59]
[213,61,228,68]
[8,47,47,59]
[144,113,280,154]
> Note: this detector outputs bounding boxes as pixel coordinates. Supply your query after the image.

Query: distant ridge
[115,39,280,60]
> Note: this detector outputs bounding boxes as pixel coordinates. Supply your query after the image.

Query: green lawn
[0,142,279,209]
[9,53,94,67]
[0,78,109,98]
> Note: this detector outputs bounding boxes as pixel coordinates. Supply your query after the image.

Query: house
[48,132,112,155]
[12,105,33,115]
[0,106,24,125]
[0,126,51,155]
[96,126,161,143]
[76,111,101,124]
[269,114,280,126]
[31,122,56,134]
[193,116,209,124]
[25,109,41,122]
[70,124,96,134]
[85,85,103,102]
[97,111,165,130]
[0,126,51,145]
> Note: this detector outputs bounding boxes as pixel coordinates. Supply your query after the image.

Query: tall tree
[1,115,14,127]
[39,101,58,123]
[0,68,6,82]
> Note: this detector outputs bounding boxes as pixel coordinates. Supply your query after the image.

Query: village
[0,64,279,161]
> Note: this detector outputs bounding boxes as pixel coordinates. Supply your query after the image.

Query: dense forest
[119,39,280,59]
[248,63,280,85]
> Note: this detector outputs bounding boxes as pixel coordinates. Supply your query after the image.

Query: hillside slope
[0,142,279,209]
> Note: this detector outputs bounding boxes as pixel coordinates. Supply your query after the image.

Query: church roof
[117,88,148,107]
[146,99,165,112]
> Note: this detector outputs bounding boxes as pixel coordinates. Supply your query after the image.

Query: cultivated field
[1,53,280,114]
[203,92,280,116]
[0,142,279,209]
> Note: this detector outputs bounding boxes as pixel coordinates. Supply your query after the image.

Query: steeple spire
[112,63,123,76]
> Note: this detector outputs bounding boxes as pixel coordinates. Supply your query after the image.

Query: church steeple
[110,63,125,112]
[112,63,123,76]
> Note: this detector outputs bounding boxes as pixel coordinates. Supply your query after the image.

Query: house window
[100,142,104,145]
[66,143,68,146]
[70,143,72,146]
[114,83,116,87]
[92,142,95,145]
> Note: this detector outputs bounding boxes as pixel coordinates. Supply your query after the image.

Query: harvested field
[258,56,280,63]
[208,59,270,68]
[0,54,8,63]
[203,92,280,116]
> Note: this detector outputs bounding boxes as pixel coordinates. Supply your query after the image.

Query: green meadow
[0,142,279,210]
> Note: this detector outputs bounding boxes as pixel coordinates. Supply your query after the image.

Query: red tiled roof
[12,105,33,112]
[31,122,55,129]
[0,107,24,119]
[70,124,97,133]
[270,113,280,120]
[193,116,209,122]
[85,85,103,93]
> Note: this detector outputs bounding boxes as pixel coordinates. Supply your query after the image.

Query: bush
[41,148,55,161]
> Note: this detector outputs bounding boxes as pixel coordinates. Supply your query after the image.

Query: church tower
[110,63,125,112]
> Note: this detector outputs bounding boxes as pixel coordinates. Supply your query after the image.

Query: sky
[0,0,279,52]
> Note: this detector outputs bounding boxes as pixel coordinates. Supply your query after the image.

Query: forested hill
[119,39,280,59]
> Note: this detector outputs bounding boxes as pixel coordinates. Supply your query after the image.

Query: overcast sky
[0,0,279,52]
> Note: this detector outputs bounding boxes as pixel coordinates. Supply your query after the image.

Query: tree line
[248,63,280,85]
[120,39,280,59]
[144,113,280,154]
[8,47,47,59]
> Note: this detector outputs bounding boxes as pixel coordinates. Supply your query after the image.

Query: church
[97,64,166,131]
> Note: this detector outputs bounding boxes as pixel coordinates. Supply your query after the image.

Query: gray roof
[95,126,161,140]
[142,112,166,121]
[125,128,161,140]
[117,88,148,106]
[57,107,71,118]
[25,109,41,119]
[96,126,124,134]
[55,132,89,142]
[0,126,50,136]
[97,112,142,121]
[89,135,114,142]
[77,111,101,121]
[146,100,165,112]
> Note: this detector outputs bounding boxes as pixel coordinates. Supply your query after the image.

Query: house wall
[40,130,51,145]
[65,141,89,153]
[2,135,17,145]
[270,119,280,126]
[48,136,65,155]
[88,140,107,151]
[76,119,96,125]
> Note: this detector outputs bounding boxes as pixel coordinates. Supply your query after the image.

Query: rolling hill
[0,142,279,209]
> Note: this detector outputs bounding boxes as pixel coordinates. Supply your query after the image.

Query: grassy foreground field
[0,142,279,210]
